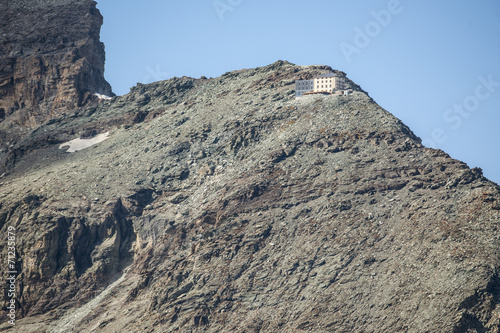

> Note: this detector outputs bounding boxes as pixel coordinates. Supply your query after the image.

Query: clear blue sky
[96,0,500,185]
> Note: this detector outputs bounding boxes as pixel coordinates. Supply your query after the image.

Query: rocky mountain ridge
[1,1,500,332]
[0,0,112,169]
[1,60,500,332]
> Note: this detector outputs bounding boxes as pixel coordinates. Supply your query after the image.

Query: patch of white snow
[94,93,112,100]
[59,132,110,153]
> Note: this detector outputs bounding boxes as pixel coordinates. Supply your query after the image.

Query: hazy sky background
[96,0,500,185]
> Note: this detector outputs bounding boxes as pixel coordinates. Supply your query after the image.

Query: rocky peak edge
[0,60,500,332]
[0,0,112,129]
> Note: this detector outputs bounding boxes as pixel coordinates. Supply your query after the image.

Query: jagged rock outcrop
[1,60,500,332]
[0,0,113,177]
[0,0,112,129]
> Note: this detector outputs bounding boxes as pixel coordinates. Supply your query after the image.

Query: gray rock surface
[0,59,500,332]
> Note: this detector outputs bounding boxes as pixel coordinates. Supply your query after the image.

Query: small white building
[295,73,347,96]
[314,73,340,94]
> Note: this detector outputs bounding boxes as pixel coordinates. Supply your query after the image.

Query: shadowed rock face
[0,0,112,128]
[0,59,500,332]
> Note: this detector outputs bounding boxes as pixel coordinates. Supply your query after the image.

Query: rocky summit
[0,0,112,173]
[2,2,500,333]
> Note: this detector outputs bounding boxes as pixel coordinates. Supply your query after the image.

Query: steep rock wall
[0,0,112,128]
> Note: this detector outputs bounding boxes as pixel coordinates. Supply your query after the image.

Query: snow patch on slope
[94,93,113,100]
[59,132,110,153]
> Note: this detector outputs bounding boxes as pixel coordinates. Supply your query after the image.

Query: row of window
[297,80,338,89]
[297,84,338,88]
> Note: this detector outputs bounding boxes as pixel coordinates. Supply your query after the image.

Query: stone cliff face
[0,0,112,129]
[1,60,500,332]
